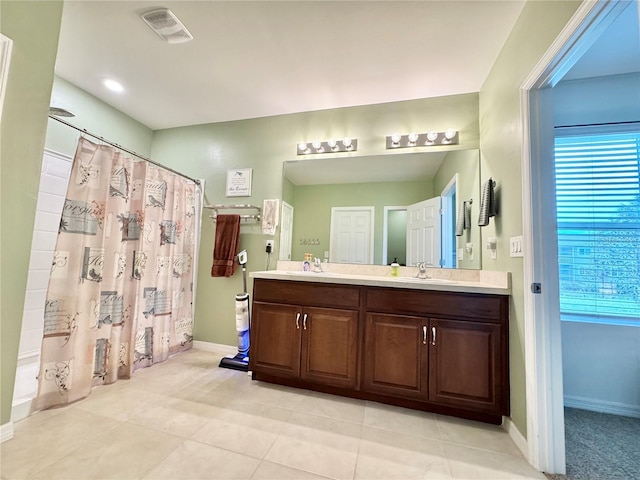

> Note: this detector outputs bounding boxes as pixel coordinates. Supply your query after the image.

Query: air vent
[141,8,193,44]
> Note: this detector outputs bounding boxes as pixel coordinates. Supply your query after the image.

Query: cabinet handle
[422,326,427,344]
[303,313,308,330]
[431,326,436,346]
[295,312,301,329]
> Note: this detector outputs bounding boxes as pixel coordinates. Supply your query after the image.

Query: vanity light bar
[297,138,358,155]
[385,130,459,149]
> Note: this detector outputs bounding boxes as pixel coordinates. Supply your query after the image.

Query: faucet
[415,262,430,279]
[313,257,323,273]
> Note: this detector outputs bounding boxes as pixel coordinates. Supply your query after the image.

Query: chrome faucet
[313,257,323,273]
[415,262,430,279]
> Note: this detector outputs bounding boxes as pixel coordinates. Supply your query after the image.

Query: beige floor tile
[30,422,183,480]
[355,427,453,479]
[364,401,440,440]
[436,414,522,457]
[128,401,212,438]
[443,443,546,479]
[289,390,366,424]
[264,412,361,480]
[142,439,260,479]
[1,409,121,480]
[250,460,332,480]
[73,384,171,421]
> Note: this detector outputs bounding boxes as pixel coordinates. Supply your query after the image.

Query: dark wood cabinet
[249,277,509,424]
[250,280,360,389]
[428,318,504,414]
[362,313,428,400]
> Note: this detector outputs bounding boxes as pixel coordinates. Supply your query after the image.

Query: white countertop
[251,262,511,295]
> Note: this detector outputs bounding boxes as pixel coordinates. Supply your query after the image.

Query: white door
[329,207,374,264]
[279,201,294,261]
[406,197,441,267]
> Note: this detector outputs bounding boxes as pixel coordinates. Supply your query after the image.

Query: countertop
[251,263,511,295]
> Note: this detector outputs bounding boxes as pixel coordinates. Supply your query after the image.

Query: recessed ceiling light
[104,78,124,93]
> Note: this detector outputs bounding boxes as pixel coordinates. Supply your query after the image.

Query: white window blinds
[554,131,640,323]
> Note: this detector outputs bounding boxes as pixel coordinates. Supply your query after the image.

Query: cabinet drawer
[365,287,505,322]
[254,279,361,309]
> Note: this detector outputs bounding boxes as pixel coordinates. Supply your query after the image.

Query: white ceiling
[55,0,528,130]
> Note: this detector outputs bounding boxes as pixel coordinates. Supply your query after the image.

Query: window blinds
[554,132,640,322]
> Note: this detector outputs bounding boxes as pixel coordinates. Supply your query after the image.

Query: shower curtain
[36,137,199,409]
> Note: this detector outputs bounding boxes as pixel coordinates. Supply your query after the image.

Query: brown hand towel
[211,214,241,277]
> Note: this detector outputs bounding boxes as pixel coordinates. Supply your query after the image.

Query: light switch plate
[510,235,523,257]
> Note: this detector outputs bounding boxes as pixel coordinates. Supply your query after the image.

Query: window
[554,129,640,325]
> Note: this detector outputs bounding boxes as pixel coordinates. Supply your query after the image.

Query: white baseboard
[192,340,236,355]
[11,397,34,424]
[564,395,640,418]
[0,421,14,443]
[503,417,528,459]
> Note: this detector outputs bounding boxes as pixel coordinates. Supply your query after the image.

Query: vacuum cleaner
[218,249,251,371]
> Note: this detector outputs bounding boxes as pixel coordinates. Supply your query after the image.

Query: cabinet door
[300,306,359,388]
[428,318,503,414]
[362,313,428,400]
[250,302,301,378]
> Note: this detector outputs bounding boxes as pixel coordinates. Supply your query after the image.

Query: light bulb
[312,140,323,152]
[426,131,438,142]
[298,142,308,152]
[391,133,401,145]
[342,138,353,149]
[104,78,124,93]
[408,133,419,145]
[327,139,338,150]
[445,128,456,140]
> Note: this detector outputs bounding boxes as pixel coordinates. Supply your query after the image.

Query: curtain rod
[48,115,200,185]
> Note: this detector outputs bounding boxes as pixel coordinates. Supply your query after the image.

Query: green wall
[478,0,582,437]
[151,94,479,347]
[0,0,64,427]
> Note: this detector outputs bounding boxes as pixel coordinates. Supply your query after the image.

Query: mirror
[281,150,481,269]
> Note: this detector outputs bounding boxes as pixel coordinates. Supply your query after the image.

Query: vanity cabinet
[249,277,509,424]
[250,279,360,389]
[363,287,509,417]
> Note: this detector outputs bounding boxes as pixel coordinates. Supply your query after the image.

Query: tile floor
[1,347,545,480]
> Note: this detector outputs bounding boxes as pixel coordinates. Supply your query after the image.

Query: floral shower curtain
[36,137,198,409]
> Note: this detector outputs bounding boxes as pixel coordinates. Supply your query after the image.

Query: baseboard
[11,397,34,424]
[0,421,14,443]
[192,340,236,354]
[564,395,640,418]
[503,417,528,459]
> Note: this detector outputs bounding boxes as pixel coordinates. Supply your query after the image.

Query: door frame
[382,205,407,265]
[521,0,628,473]
[440,175,458,269]
[279,200,294,261]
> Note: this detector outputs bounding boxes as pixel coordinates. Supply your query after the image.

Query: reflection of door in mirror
[279,201,294,261]
[329,207,374,264]
[406,197,441,267]
[441,176,458,268]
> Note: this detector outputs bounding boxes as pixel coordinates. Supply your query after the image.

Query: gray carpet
[544,407,640,480]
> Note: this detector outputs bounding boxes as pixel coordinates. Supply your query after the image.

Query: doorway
[382,206,407,265]
[329,206,374,264]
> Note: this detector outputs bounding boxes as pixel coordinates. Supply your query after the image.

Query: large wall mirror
[280,149,482,269]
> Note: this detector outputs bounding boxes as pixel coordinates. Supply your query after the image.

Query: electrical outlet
[265,240,274,253]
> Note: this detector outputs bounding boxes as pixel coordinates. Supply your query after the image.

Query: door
[329,207,374,264]
[250,302,301,377]
[428,318,504,414]
[300,306,359,388]
[363,313,428,400]
[406,197,441,267]
[279,201,294,260]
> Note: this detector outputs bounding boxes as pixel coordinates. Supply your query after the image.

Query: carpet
[544,407,640,480]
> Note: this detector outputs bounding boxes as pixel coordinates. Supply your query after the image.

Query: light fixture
[103,78,124,93]
[385,130,459,149]
[297,137,357,155]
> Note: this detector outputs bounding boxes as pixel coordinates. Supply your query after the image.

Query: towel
[478,178,497,227]
[211,214,241,277]
[455,201,473,236]
[262,199,279,235]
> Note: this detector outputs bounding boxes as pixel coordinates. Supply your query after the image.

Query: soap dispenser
[390,257,400,277]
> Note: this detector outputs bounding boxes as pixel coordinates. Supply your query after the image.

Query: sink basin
[284,271,333,276]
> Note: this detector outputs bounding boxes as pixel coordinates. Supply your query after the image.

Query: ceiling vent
[141,8,193,44]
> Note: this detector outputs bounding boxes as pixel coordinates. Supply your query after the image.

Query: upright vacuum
[218,249,250,371]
